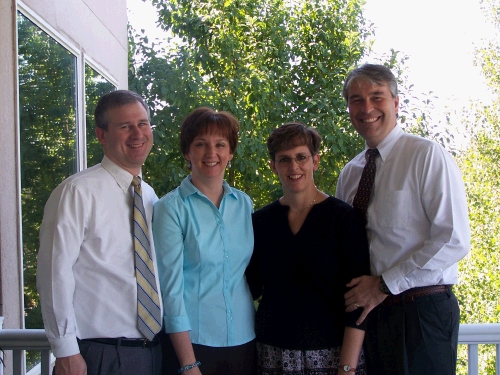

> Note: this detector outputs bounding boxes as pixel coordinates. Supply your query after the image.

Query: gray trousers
[76,339,162,375]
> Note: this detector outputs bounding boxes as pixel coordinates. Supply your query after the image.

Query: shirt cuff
[381,267,410,295]
[49,336,80,358]
[164,315,192,333]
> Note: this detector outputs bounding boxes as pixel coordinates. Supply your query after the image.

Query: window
[18,11,78,333]
[85,64,116,167]
[17,9,116,370]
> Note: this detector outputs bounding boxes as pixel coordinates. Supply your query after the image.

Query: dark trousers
[364,289,460,375]
[75,338,162,375]
[161,334,256,375]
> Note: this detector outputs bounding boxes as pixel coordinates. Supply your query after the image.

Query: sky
[127,0,496,111]
[362,0,495,107]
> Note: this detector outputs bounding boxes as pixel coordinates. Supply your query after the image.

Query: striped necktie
[132,176,161,340]
[352,148,379,226]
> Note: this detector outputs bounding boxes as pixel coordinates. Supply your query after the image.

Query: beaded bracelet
[178,360,201,373]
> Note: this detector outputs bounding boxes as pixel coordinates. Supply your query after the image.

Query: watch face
[343,365,351,371]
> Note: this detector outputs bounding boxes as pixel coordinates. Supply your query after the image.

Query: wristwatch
[342,364,356,373]
[379,276,393,296]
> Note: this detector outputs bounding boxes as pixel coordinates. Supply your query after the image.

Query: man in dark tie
[37,90,162,375]
[335,64,470,375]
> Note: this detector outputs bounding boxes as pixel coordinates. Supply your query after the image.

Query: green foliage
[18,13,79,370]
[129,0,370,207]
[18,13,78,330]
[85,65,116,167]
[454,1,500,373]
[454,98,500,374]
[456,103,500,324]
[476,0,500,94]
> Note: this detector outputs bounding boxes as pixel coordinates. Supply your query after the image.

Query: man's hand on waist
[344,275,387,325]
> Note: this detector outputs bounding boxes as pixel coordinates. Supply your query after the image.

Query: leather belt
[79,336,160,348]
[381,285,451,306]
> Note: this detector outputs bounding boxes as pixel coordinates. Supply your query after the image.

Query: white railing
[0,329,52,375]
[1,324,500,375]
[459,323,500,375]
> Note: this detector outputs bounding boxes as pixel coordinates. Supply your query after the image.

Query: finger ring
[354,303,360,308]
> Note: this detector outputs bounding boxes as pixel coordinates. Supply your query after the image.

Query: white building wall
[21,0,128,87]
[0,0,24,333]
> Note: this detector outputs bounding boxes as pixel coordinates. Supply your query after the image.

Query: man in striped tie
[37,90,163,375]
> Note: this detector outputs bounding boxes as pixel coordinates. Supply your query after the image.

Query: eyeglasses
[275,154,312,167]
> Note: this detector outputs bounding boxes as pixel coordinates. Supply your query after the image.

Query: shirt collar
[178,175,237,201]
[101,156,139,193]
[364,123,404,162]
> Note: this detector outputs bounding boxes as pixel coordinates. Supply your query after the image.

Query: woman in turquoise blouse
[152,107,255,375]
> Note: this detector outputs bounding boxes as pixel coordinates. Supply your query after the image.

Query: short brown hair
[267,122,322,161]
[94,90,150,130]
[180,107,240,155]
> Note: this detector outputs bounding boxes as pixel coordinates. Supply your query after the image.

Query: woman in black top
[246,122,370,375]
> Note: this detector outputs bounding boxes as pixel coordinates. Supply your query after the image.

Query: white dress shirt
[37,156,161,358]
[335,124,470,295]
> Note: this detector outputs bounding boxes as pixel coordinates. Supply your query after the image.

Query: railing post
[468,344,479,375]
[497,344,500,375]
[12,350,23,375]
[40,350,51,375]
[0,316,3,375]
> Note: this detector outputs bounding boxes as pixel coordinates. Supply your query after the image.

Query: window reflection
[85,65,116,167]
[18,11,77,369]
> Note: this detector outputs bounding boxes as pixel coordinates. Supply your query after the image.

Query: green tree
[85,65,116,167]
[454,0,500,373]
[18,13,78,369]
[18,13,78,331]
[455,103,500,375]
[129,0,370,207]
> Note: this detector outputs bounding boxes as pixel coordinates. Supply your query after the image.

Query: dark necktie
[352,148,379,225]
[132,176,161,340]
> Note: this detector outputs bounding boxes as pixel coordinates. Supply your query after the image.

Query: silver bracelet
[178,360,201,373]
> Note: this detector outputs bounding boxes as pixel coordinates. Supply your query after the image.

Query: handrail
[0,329,51,375]
[459,323,500,343]
[458,323,500,375]
[0,329,49,349]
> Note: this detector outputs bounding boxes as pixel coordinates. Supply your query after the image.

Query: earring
[227,161,232,168]
[187,160,192,169]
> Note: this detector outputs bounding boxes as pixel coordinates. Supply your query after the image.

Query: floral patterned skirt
[256,342,367,375]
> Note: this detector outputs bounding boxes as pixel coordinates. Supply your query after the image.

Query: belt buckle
[143,338,148,348]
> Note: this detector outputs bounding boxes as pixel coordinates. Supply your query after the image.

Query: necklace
[283,189,319,215]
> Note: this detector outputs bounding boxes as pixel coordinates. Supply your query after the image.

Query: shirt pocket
[377,190,410,228]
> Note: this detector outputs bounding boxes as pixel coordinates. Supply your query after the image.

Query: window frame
[17,0,119,172]
[16,0,118,328]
